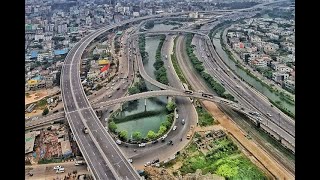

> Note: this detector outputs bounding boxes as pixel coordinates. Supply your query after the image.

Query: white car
[56,168,65,174]
[173,126,177,131]
[138,143,146,147]
[128,159,133,163]
[53,166,63,170]
[144,161,151,167]
[267,113,272,117]
[161,134,167,140]
[116,139,122,145]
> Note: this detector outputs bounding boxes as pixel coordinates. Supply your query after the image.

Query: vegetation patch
[128,78,147,95]
[177,138,266,179]
[139,34,148,63]
[196,106,215,127]
[185,34,235,101]
[269,99,294,119]
[171,38,189,85]
[154,35,169,85]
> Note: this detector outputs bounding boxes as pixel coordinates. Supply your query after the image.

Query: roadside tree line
[154,35,169,85]
[185,34,235,101]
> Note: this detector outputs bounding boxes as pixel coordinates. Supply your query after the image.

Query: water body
[151,24,178,31]
[212,31,295,114]
[115,36,168,137]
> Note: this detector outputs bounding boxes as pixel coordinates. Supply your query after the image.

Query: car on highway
[173,126,177,131]
[138,143,146,147]
[151,140,158,144]
[53,166,63,170]
[83,127,88,134]
[181,119,185,125]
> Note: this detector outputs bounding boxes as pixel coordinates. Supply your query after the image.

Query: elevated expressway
[130,29,295,152]
[60,13,204,180]
[59,11,240,180]
[29,5,293,179]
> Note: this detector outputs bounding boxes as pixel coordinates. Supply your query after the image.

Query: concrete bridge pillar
[144,99,147,111]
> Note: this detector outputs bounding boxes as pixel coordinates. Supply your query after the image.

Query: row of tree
[185,34,235,101]
[128,78,147,95]
[154,35,169,85]
[138,34,148,63]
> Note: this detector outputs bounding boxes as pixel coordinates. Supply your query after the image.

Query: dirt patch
[201,100,294,180]
[25,90,48,105]
[171,161,183,171]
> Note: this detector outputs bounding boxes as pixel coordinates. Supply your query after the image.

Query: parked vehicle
[116,139,122,145]
[53,166,63,170]
[75,160,85,166]
[181,119,185,125]
[173,126,177,131]
[161,134,167,141]
[56,168,65,174]
[138,143,146,147]
[151,158,160,164]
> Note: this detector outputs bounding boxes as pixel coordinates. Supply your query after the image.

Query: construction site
[25,123,77,165]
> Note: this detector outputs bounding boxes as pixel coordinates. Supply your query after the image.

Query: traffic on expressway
[26,1,294,179]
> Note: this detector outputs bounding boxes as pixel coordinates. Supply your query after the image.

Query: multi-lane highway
[131,25,295,147]
[60,11,219,179]
[177,34,294,150]
[28,3,293,178]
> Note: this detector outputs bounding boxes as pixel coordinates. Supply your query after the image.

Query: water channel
[114,24,178,137]
[211,31,295,115]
